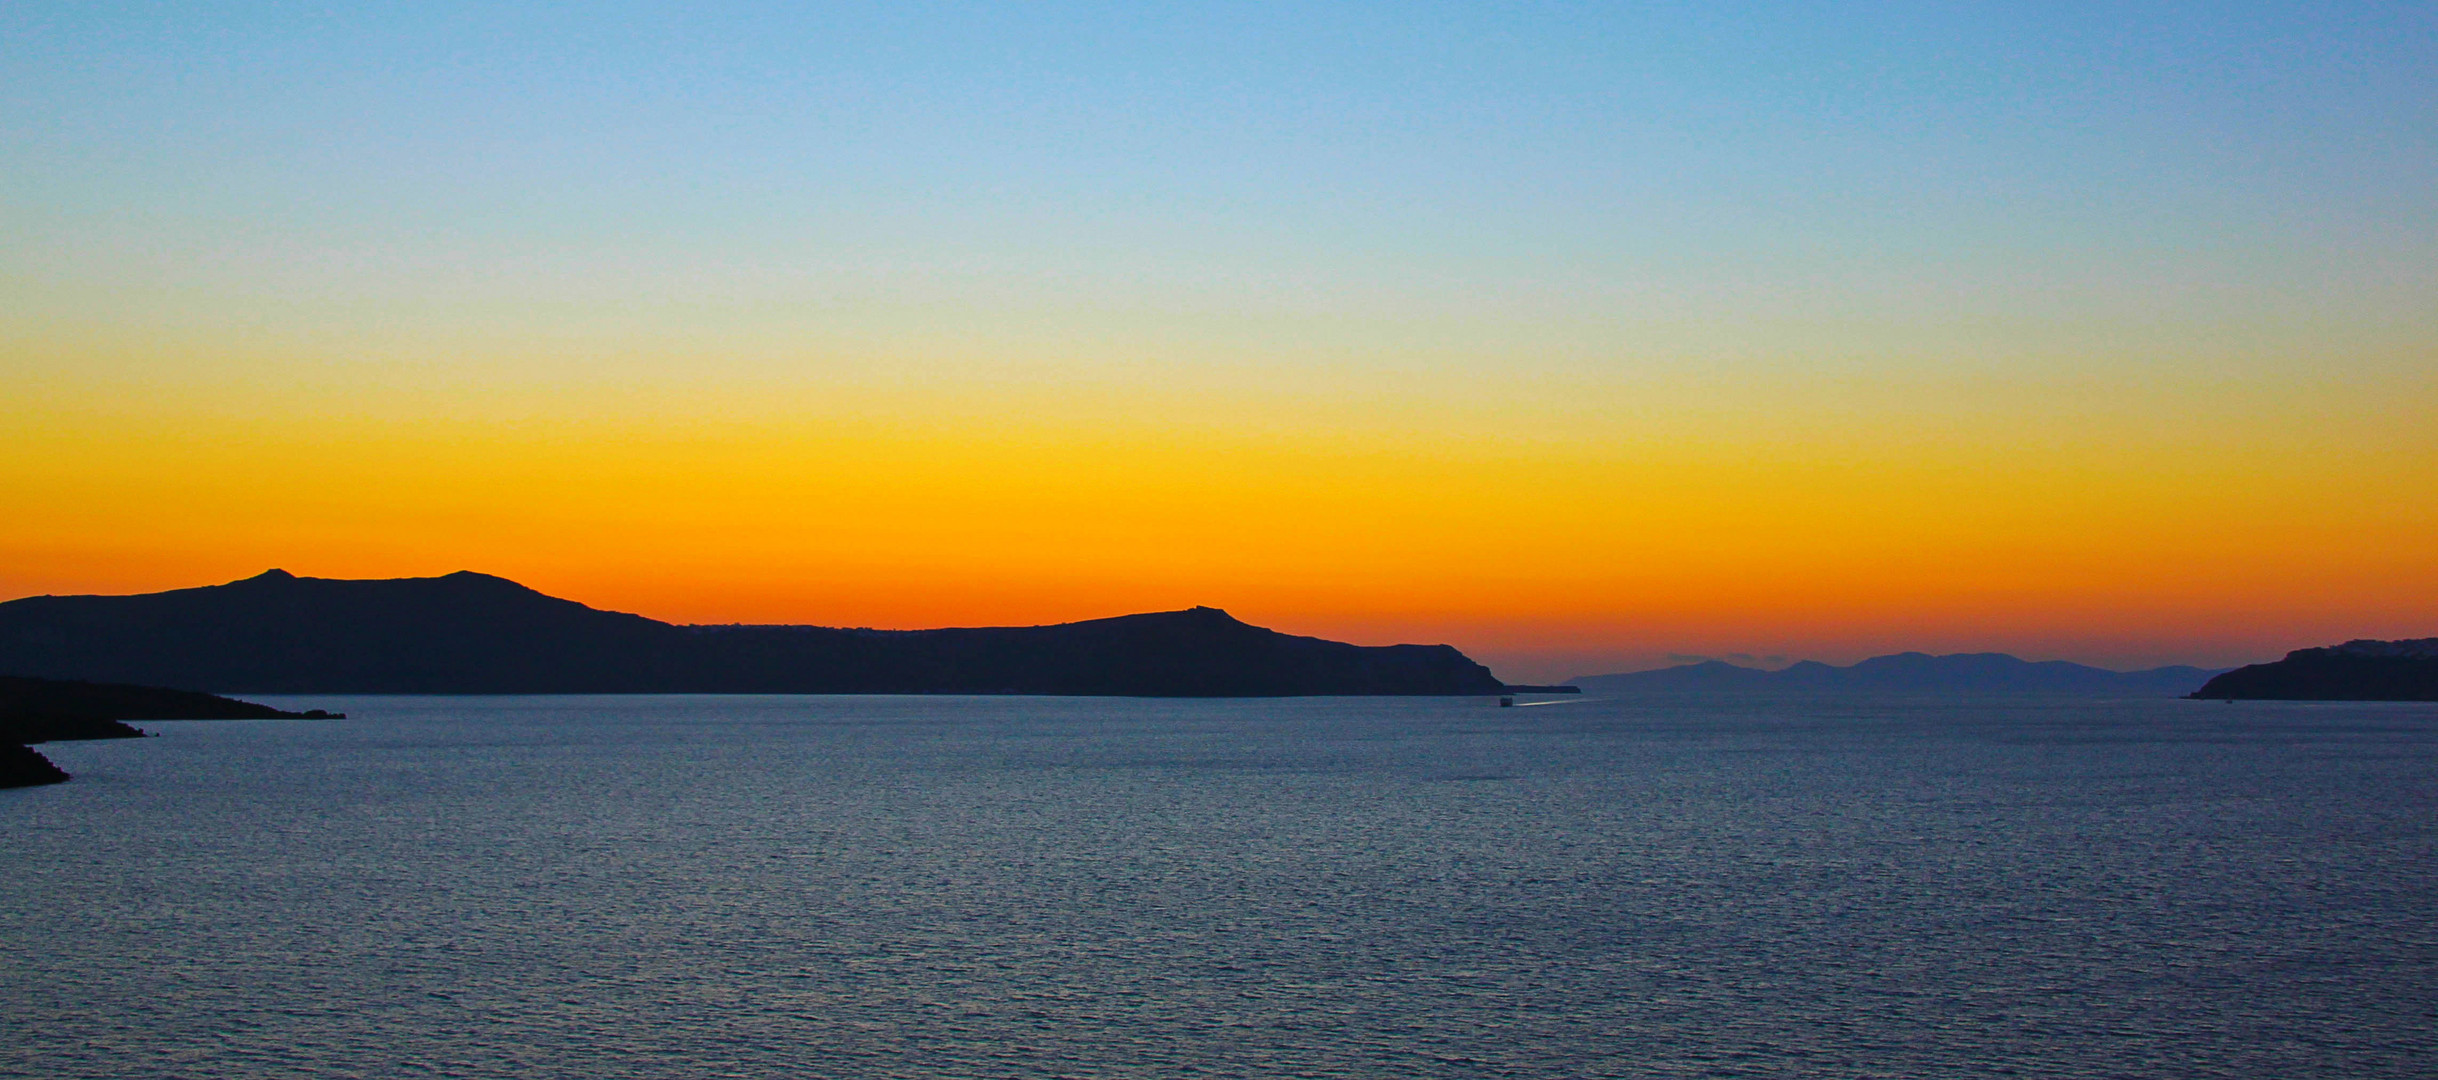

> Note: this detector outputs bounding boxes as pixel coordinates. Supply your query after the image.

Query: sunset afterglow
[6,3,2432,681]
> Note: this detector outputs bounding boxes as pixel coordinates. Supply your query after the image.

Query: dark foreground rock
[2191,639,2438,701]
[0,743,70,787]
[0,571,1507,696]
[0,675,343,788]
[6,716,147,742]
[0,675,341,746]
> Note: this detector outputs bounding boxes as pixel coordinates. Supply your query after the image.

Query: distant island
[0,570,1520,698]
[1571,652,2226,696]
[0,675,341,788]
[2189,639,2438,701]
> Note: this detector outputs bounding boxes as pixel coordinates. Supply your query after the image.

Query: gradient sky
[5,2,2433,681]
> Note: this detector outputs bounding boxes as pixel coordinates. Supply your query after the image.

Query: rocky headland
[2190,639,2438,701]
[0,743,72,787]
[0,675,342,788]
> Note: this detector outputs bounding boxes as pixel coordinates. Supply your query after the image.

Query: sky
[4,2,2433,682]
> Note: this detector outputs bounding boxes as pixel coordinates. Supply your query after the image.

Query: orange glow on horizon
[8,3,2438,686]
[5,360,2432,683]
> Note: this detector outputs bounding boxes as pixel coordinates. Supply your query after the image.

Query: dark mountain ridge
[2190,638,2438,701]
[0,570,1508,696]
[1572,651,2225,696]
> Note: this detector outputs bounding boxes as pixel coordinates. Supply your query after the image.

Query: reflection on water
[5,694,2434,1078]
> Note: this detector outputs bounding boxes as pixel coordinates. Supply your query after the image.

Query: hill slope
[2190,639,2438,701]
[0,571,1506,697]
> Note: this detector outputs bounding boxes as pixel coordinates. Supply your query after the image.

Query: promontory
[2190,638,2438,701]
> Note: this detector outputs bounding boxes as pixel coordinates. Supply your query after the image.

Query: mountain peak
[438,570,525,586]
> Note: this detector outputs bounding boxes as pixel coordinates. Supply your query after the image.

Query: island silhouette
[0,570,1515,697]
[2190,639,2438,701]
[1571,653,2227,697]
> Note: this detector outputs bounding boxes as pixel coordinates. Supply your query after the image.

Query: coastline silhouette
[0,570,1512,697]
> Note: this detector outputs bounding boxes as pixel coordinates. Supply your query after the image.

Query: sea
[3,693,2433,1079]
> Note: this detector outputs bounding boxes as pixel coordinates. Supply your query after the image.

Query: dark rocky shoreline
[0,676,341,788]
[2191,639,2438,701]
[0,743,72,787]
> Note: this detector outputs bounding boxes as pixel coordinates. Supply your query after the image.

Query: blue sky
[5,3,2434,676]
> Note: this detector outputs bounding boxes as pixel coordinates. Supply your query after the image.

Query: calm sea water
[4,694,2433,1079]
